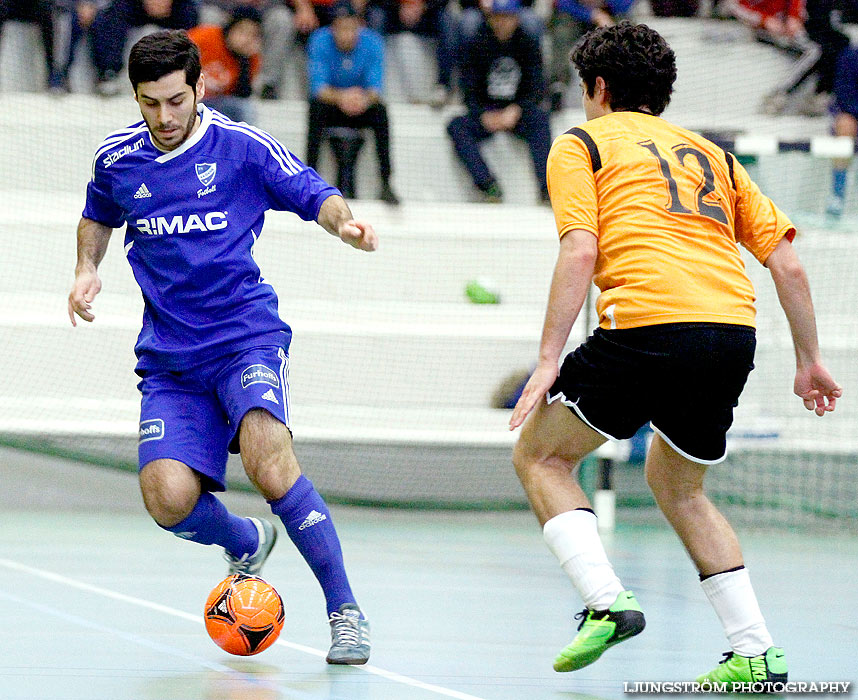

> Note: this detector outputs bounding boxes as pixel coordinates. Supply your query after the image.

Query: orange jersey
[547,111,795,330]
[188,25,260,98]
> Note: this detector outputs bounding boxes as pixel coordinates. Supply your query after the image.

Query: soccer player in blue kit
[67,29,375,664]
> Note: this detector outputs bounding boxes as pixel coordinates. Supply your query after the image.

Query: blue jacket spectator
[307,18,384,96]
[305,0,399,203]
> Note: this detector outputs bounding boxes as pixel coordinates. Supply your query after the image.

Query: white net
[0,15,856,520]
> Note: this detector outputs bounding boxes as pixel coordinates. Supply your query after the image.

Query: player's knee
[512,437,537,482]
[244,451,299,500]
[139,460,201,526]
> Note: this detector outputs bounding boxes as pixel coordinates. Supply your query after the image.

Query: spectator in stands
[0,0,61,90]
[365,0,456,106]
[189,6,261,122]
[799,0,850,114]
[547,0,634,112]
[726,0,827,114]
[54,1,110,92]
[826,44,858,216]
[199,0,295,99]
[451,0,542,107]
[306,0,400,203]
[447,0,551,203]
[90,0,199,95]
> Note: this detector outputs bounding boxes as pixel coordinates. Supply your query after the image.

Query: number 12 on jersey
[638,139,728,225]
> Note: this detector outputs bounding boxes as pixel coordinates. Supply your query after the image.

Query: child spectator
[189,6,262,122]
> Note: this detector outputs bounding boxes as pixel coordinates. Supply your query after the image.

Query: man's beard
[149,97,198,151]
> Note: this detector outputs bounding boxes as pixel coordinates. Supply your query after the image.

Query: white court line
[0,557,488,700]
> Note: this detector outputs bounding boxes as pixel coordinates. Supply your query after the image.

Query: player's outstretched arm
[68,217,113,326]
[509,230,598,430]
[765,237,842,415]
[316,194,378,252]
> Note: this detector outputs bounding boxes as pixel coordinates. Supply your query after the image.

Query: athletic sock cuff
[268,474,312,511]
[699,564,746,582]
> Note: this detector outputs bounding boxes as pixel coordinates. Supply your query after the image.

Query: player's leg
[305,99,329,171]
[446,113,501,200]
[137,370,264,571]
[647,324,785,686]
[514,395,643,672]
[89,0,133,89]
[827,107,858,217]
[355,102,398,202]
[512,103,552,202]
[645,436,786,687]
[139,457,261,559]
[220,346,369,664]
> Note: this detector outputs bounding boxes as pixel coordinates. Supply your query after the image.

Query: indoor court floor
[0,446,855,700]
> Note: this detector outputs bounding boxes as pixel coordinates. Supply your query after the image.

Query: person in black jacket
[90,0,199,95]
[446,0,551,203]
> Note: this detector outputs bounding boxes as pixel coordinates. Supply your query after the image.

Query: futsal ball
[204,574,284,656]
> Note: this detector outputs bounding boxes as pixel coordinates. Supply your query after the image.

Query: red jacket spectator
[730,0,806,29]
[188,24,261,97]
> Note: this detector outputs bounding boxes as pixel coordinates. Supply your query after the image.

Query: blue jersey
[83,105,339,372]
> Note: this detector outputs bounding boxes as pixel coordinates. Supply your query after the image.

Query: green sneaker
[696,647,788,691]
[553,591,645,672]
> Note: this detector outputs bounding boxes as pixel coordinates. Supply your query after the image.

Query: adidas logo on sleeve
[261,388,279,404]
[299,510,328,530]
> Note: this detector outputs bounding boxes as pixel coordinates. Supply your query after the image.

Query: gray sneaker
[326,603,371,665]
[223,517,278,576]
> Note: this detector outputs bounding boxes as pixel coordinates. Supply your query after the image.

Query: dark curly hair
[571,22,676,116]
[128,30,201,91]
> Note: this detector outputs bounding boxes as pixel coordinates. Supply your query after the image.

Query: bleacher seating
[2,15,856,505]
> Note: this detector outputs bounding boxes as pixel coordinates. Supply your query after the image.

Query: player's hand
[339,219,378,251]
[68,270,102,326]
[501,104,522,130]
[480,110,503,133]
[794,362,842,416]
[509,362,558,430]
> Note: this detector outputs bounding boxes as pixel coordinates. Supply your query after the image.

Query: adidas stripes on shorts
[137,345,292,490]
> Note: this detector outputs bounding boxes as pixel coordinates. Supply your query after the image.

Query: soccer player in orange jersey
[508,22,842,683]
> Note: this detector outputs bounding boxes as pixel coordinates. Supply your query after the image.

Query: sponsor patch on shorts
[240,364,279,389]
[139,418,165,443]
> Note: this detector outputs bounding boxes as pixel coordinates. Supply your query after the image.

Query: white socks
[543,509,624,610]
[700,566,773,657]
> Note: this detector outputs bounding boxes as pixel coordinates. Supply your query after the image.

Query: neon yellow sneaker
[553,590,645,672]
[696,647,788,691]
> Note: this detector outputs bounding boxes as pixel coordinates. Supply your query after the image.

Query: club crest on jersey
[139,418,165,443]
[241,364,279,390]
[195,162,217,186]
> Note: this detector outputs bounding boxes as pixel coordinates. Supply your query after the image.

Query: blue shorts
[137,345,292,491]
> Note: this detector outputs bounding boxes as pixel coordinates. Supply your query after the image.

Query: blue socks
[833,168,847,198]
[162,491,258,559]
[268,475,356,615]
